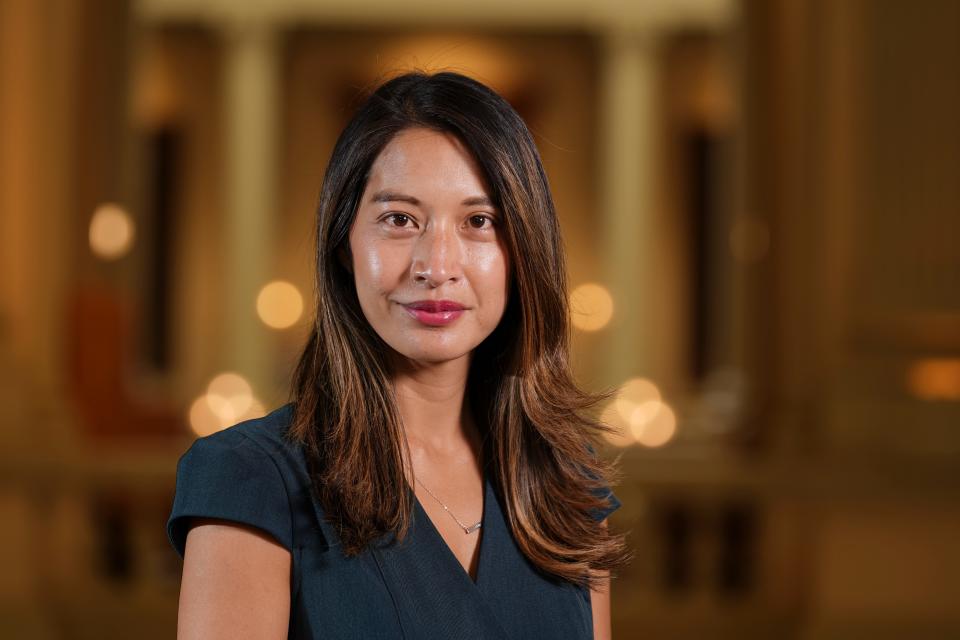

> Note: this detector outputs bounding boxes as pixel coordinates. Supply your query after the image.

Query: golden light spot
[570,283,614,332]
[89,203,135,260]
[257,280,303,329]
[601,377,665,447]
[629,400,663,435]
[187,372,265,436]
[633,401,677,448]
[206,372,253,423]
[614,377,661,422]
[907,358,960,401]
[602,377,678,448]
[188,395,221,437]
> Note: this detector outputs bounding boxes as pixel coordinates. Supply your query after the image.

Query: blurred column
[222,22,279,399]
[0,0,79,392]
[599,28,659,387]
[0,2,81,633]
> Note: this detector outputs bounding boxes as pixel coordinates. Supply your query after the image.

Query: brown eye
[468,215,494,229]
[386,213,413,227]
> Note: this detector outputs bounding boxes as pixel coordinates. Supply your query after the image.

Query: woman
[168,71,631,639]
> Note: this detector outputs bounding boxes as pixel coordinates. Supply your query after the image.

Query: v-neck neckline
[410,473,491,587]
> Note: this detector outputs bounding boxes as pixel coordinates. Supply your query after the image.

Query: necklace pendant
[464,521,482,534]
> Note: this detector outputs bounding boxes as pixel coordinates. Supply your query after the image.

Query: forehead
[365,128,491,195]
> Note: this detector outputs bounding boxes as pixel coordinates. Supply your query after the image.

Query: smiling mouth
[400,302,467,327]
[403,300,466,313]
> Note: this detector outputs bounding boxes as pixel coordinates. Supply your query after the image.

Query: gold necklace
[415,476,482,534]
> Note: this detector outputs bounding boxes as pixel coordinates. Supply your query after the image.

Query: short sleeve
[588,484,622,523]
[166,429,294,559]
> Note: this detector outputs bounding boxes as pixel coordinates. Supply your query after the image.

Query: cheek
[471,245,511,310]
[354,246,384,289]
[351,238,405,295]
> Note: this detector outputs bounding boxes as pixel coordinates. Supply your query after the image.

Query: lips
[401,300,467,326]
[403,300,467,312]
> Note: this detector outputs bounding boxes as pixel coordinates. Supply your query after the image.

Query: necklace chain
[415,476,482,534]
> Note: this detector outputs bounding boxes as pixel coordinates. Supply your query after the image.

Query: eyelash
[382,213,496,231]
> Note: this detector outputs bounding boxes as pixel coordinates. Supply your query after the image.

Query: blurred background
[1,0,958,637]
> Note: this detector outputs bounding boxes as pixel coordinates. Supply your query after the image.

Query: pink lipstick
[402,300,466,326]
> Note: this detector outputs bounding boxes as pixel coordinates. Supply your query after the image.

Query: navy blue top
[167,403,621,639]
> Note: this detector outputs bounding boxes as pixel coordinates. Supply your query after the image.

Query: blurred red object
[66,283,184,441]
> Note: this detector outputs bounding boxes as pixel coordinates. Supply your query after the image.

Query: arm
[590,518,613,640]
[177,518,292,640]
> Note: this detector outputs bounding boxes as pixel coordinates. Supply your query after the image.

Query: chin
[392,342,473,366]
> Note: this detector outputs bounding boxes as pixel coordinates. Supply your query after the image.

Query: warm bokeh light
[256,280,304,329]
[907,358,960,401]
[88,203,135,260]
[570,283,615,332]
[206,372,253,421]
[188,395,222,437]
[628,400,662,435]
[632,401,677,448]
[615,377,661,423]
[188,372,266,436]
[601,377,674,448]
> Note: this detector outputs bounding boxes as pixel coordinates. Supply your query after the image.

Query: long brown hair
[288,70,631,587]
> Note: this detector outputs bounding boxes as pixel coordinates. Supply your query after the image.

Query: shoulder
[204,401,298,454]
[167,402,302,558]
[179,402,303,483]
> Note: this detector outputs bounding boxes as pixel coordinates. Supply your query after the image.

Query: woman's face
[347,127,511,366]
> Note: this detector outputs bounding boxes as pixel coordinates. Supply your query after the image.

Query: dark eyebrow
[461,195,495,207]
[369,190,495,208]
[370,191,421,206]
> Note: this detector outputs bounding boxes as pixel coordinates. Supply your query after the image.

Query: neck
[390,352,476,454]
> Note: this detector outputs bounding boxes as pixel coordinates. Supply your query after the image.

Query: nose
[410,220,463,287]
